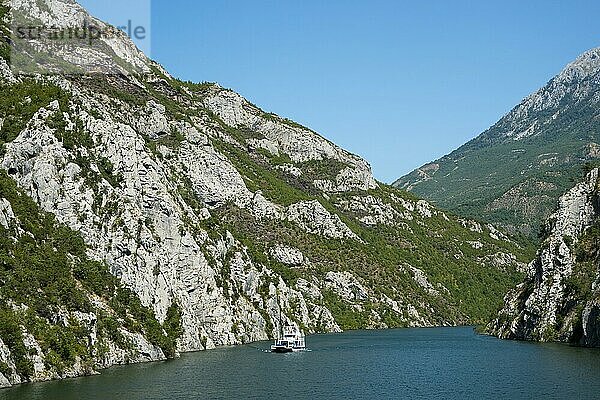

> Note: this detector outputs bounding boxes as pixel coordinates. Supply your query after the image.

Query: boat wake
[244,344,312,353]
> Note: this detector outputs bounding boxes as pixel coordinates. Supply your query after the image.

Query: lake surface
[2,327,600,400]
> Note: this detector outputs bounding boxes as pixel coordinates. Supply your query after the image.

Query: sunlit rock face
[489,169,600,347]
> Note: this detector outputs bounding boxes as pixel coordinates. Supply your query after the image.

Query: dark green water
[2,327,600,400]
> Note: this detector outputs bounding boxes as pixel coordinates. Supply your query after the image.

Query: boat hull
[270,347,293,353]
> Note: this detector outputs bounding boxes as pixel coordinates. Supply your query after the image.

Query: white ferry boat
[270,325,306,353]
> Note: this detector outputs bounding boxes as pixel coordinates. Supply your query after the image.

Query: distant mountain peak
[562,46,600,78]
[395,46,600,236]
[508,46,600,128]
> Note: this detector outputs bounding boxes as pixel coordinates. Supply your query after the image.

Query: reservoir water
[1,327,599,399]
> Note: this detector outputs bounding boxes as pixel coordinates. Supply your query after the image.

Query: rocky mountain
[0,170,174,386]
[394,48,600,237]
[488,168,600,347]
[0,0,531,387]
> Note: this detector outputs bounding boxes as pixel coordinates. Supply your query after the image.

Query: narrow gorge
[0,0,532,387]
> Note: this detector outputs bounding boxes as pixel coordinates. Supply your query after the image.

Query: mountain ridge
[394,47,600,237]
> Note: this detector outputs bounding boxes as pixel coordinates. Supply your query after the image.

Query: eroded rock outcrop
[488,168,600,346]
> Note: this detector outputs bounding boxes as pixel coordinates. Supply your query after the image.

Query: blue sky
[80,0,600,183]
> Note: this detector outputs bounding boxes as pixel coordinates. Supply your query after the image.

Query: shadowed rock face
[0,0,530,387]
[488,168,600,347]
[395,47,600,238]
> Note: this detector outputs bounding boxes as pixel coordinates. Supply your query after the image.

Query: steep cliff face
[0,171,172,388]
[488,168,600,346]
[0,0,531,387]
[395,48,600,237]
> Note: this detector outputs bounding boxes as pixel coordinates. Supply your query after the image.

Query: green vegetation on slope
[395,79,600,239]
[0,171,181,379]
[209,173,530,328]
[564,218,600,342]
[0,80,70,154]
[210,130,313,206]
[0,3,10,62]
[137,83,535,328]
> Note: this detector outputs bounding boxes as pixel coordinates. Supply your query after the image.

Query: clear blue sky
[80,0,600,183]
